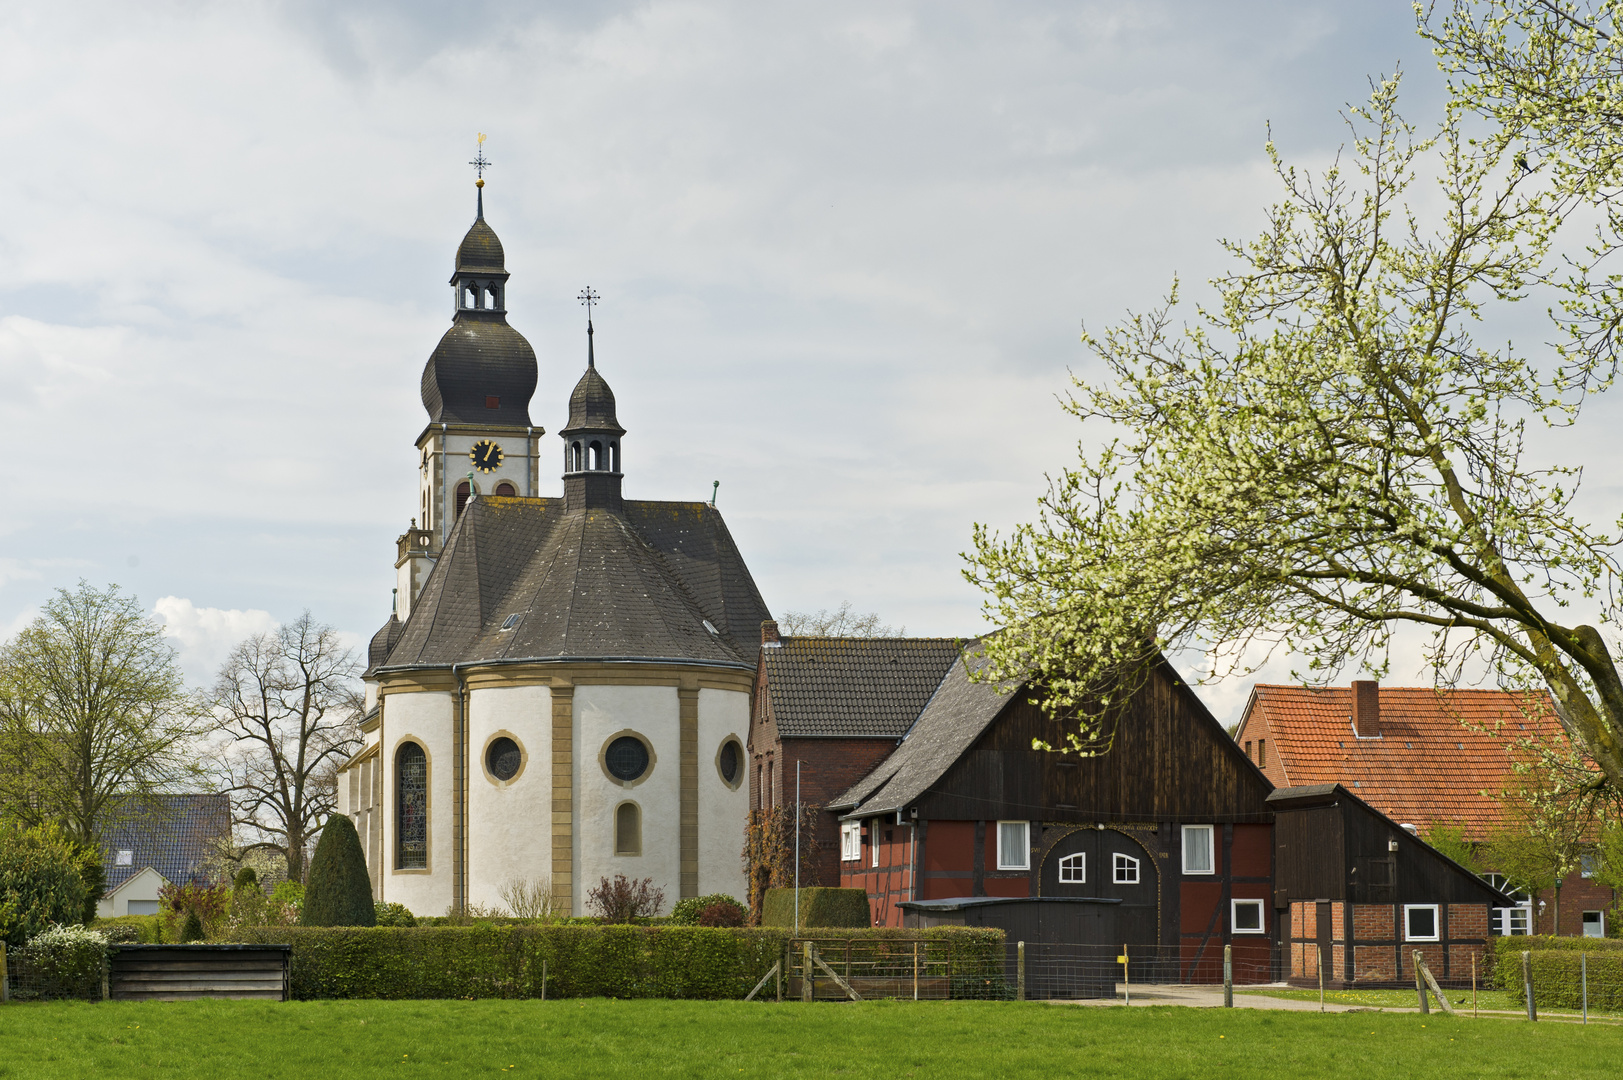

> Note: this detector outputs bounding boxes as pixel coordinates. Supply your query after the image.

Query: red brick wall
[1235,702,1290,787]
[1331,903,1345,940]
[1535,871,1618,936]
[1352,904,1394,940]
[1353,945,1396,982]
[841,818,918,927]
[921,820,975,900]
[766,736,899,887]
[1400,944,1445,978]
[1449,903,1488,938]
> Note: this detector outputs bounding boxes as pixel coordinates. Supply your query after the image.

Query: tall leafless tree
[211,612,362,883]
[0,581,205,843]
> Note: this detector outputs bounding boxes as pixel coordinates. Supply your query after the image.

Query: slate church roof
[377,495,772,671]
[98,794,230,892]
[760,637,965,738]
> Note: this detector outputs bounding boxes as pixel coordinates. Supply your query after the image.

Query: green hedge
[761,888,871,929]
[91,915,164,944]
[224,925,1003,1001]
[1490,935,1623,1009]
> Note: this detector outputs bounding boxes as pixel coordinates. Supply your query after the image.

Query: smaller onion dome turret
[561,313,625,513]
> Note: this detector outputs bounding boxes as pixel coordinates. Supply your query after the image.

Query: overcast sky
[6,0,1605,725]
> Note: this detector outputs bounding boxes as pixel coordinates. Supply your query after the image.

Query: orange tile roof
[1240,684,1561,840]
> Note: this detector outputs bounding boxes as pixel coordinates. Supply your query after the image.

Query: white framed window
[1058,852,1086,884]
[1581,853,1599,878]
[840,821,861,862]
[1403,904,1440,942]
[115,849,133,867]
[997,821,1030,870]
[1113,853,1140,884]
[1182,824,1215,875]
[1232,898,1266,934]
[1485,874,1532,936]
[1584,911,1606,938]
[871,821,879,868]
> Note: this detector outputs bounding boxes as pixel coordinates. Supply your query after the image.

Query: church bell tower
[396,139,543,620]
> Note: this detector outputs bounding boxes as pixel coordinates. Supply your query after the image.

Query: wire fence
[0,943,107,1003]
[769,939,1276,1002]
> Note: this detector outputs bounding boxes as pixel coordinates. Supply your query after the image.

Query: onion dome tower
[418,186,539,431]
[560,290,626,512]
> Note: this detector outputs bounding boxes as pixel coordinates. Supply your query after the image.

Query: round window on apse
[605,736,650,782]
[486,737,522,782]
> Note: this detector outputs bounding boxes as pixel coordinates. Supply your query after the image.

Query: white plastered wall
[467,684,553,911]
[698,688,750,902]
[96,867,169,918]
[380,690,455,917]
[574,684,680,913]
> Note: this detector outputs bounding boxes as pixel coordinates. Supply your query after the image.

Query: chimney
[1351,679,1381,738]
[761,620,781,648]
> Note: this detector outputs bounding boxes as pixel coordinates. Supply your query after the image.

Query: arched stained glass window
[397,742,428,869]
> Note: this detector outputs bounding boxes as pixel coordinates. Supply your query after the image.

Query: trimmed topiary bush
[375,902,417,927]
[302,814,375,927]
[697,901,746,928]
[0,822,88,946]
[761,887,871,929]
[233,866,260,892]
[670,893,745,925]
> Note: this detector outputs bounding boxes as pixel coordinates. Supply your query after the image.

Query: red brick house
[1235,680,1616,938]
[747,624,962,887]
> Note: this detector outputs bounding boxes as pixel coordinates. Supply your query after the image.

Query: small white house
[96,794,230,918]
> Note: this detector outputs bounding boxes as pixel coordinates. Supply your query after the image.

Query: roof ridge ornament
[470,133,490,220]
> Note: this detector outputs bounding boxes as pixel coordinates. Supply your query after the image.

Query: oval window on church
[605,736,650,783]
[486,736,522,782]
[717,738,742,788]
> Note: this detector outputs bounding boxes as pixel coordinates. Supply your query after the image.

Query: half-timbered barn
[757,642,1514,987]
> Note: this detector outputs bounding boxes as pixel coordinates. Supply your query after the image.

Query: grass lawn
[2,999,1622,1079]
[1237,986,1623,1017]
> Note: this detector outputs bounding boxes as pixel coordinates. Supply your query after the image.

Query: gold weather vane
[470,133,490,188]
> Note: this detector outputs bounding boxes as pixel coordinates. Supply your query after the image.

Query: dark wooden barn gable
[917,659,1274,824]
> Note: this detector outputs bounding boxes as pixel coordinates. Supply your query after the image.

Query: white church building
[337,180,769,917]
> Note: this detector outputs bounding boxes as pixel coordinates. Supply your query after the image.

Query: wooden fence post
[1222,945,1232,1008]
[1316,943,1324,1012]
[101,952,110,1002]
[1521,950,1536,1022]
[1,941,8,1005]
[912,941,919,1002]
[1418,957,1454,1016]
[1413,950,1429,1014]
[803,941,814,1003]
[1016,941,1026,1002]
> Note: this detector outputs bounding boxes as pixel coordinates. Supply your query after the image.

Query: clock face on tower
[470,440,504,473]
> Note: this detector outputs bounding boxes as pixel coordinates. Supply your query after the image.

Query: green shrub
[93,914,163,943]
[670,894,745,925]
[233,867,260,892]
[302,815,375,927]
[761,888,871,929]
[72,842,105,926]
[375,903,417,927]
[222,925,1003,1001]
[0,822,88,946]
[9,924,109,1001]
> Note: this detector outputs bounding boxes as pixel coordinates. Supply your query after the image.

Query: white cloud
[153,597,279,686]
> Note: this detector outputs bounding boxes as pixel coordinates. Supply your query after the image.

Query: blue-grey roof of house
[98,794,230,892]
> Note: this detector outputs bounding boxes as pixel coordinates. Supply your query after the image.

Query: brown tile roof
[1241,684,1561,839]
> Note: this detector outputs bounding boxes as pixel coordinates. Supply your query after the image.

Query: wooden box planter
[110,944,290,1002]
